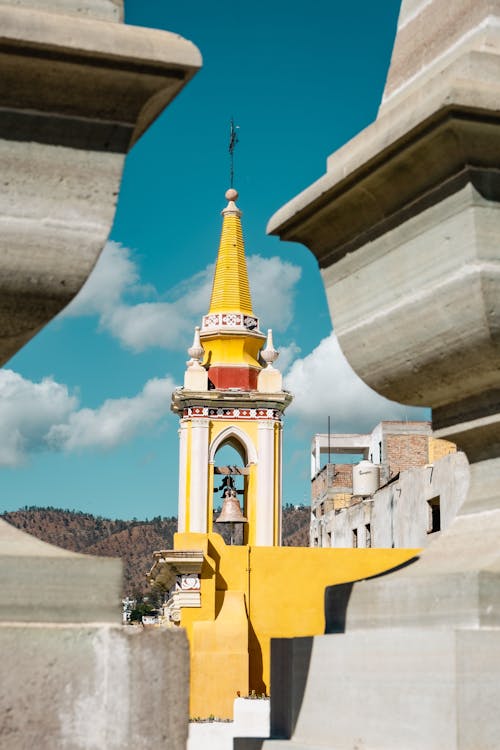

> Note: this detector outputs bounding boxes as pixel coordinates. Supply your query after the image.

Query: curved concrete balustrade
[256,1,500,748]
[0,1,200,747]
[0,0,201,366]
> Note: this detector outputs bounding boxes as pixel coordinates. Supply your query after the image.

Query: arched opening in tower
[212,441,248,545]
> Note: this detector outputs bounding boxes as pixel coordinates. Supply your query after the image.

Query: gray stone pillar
[0,521,190,749]
[261,1,500,748]
[0,0,201,365]
[0,1,200,747]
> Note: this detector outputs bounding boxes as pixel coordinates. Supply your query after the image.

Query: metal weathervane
[229,118,239,189]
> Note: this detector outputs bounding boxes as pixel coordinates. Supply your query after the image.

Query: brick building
[310,421,463,549]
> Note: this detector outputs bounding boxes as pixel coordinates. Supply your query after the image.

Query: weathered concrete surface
[246,629,500,750]
[0,519,122,623]
[234,698,270,738]
[382,0,500,110]
[267,9,500,457]
[371,451,469,548]
[257,0,500,748]
[187,700,270,750]
[321,182,500,459]
[0,519,191,749]
[0,0,123,21]
[269,142,500,460]
[0,1,199,748]
[0,623,189,750]
[0,0,201,366]
[269,5,500,256]
[188,722,236,750]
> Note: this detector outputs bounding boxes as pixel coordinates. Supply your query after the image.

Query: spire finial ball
[225,188,239,202]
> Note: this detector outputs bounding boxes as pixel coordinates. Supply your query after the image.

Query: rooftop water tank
[352,460,380,497]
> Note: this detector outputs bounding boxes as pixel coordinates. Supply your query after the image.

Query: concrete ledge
[188,700,270,750]
[234,697,270,736]
[0,519,123,623]
[0,2,201,365]
[188,722,235,750]
[0,623,189,749]
[268,110,500,269]
[0,3,201,150]
[262,627,500,750]
[0,0,123,22]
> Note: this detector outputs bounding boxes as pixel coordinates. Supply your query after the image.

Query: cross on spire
[229,118,239,189]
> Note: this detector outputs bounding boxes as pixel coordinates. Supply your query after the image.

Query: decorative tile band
[184,406,282,421]
[202,312,260,331]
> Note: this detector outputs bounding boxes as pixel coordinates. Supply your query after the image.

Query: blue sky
[0,0,429,519]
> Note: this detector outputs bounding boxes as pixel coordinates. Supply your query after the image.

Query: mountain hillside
[281,504,311,547]
[1,505,310,597]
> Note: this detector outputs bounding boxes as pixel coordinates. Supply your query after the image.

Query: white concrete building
[310,421,467,549]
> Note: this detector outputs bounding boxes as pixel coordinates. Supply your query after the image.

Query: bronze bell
[216,489,248,524]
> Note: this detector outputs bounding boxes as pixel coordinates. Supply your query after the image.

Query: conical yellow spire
[208,189,253,316]
[200,189,265,390]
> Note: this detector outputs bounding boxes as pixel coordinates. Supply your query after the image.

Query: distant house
[122,596,136,625]
[142,611,160,626]
[310,421,468,549]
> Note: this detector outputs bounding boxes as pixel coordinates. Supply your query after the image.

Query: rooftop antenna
[328,415,331,465]
[229,117,239,189]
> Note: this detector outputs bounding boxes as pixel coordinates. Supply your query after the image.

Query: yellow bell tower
[171,188,292,546]
[150,189,418,719]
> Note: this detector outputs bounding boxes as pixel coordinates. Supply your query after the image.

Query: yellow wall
[173,532,419,718]
[429,436,457,463]
[202,333,263,368]
[190,590,249,718]
[248,545,418,692]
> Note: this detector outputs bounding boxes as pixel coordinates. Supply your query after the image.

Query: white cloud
[284,332,429,434]
[64,241,142,317]
[247,255,301,332]
[48,376,175,452]
[0,369,175,466]
[0,370,77,466]
[101,302,189,352]
[63,242,301,352]
[276,341,301,374]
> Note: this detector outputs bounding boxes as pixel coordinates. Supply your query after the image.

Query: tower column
[277,422,283,545]
[256,420,275,546]
[189,419,209,533]
[177,421,189,532]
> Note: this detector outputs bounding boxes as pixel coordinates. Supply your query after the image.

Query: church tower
[171,188,292,546]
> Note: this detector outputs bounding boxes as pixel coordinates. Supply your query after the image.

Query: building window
[427,496,441,534]
[365,523,371,548]
[378,441,382,462]
[313,536,319,547]
[352,528,358,548]
[327,530,332,547]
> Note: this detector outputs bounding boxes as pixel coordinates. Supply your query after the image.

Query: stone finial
[184,326,208,391]
[257,329,282,393]
[222,187,242,217]
[261,329,279,368]
[187,326,204,364]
